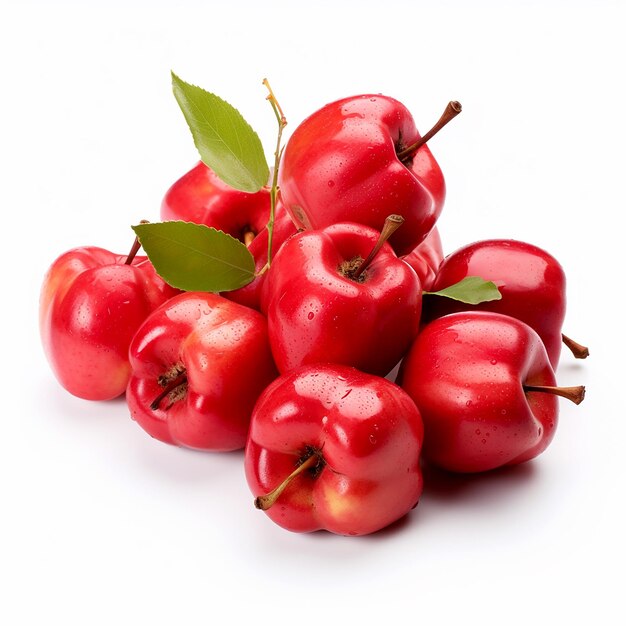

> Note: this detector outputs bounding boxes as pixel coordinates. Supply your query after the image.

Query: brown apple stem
[352,214,405,280]
[562,334,590,359]
[125,237,142,265]
[254,453,321,511]
[150,370,188,411]
[524,384,586,405]
[125,219,150,265]
[397,101,462,162]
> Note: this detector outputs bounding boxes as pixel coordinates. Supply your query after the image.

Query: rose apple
[263,217,422,376]
[161,161,296,309]
[278,95,460,255]
[398,311,585,473]
[422,238,586,367]
[245,363,424,535]
[40,245,179,401]
[126,291,277,451]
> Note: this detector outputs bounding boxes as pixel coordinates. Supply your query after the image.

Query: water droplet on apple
[369,435,377,444]
[328,180,335,188]
[307,312,314,320]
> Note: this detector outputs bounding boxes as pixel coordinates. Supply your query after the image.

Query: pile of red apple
[39,76,587,536]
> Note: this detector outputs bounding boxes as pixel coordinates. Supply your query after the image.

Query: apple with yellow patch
[244,364,424,536]
[40,242,179,401]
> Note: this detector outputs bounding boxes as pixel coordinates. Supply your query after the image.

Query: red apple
[278,96,459,255]
[245,363,424,535]
[399,311,585,473]
[40,245,179,401]
[161,161,296,309]
[263,217,422,376]
[126,291,278,451]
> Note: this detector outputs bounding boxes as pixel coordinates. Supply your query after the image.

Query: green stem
[263,78,287,267]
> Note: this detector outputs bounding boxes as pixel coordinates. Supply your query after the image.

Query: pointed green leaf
[132,221,255,292]
[425,276,502,305]
[171,71,269,193]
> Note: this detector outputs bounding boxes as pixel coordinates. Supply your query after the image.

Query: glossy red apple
[263,217,422,376]
[161,161,296,310]
[399,311,585,473]
[278,96,460,255]
[126,291,278,451]
[245,363,424,535]
[40,244,179,401]
[422,238,585,367]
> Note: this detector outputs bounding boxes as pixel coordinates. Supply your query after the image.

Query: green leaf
[171,71,269,193]
[425,276,502,305]
[132,221,255,292]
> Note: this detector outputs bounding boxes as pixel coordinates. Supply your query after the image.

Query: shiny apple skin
[245,364,424,535]
[263,222,422,377]
[278,94,445,256]
[401,225,444,291]
[161,161,271,237]
[423,239,567,367]
[40,247,179,401]
[126,292,278,451]
[399,311,559,473]
[161,161,296,310]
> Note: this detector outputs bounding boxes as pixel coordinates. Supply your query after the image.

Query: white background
[1,1,624,624]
